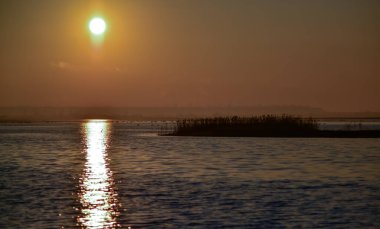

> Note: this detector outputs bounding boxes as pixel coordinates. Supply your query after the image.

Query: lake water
[0,120,379,228]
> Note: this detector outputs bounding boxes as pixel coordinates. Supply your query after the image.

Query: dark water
[0,120,379,228]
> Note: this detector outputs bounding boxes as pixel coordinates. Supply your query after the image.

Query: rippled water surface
[0,120,379,228]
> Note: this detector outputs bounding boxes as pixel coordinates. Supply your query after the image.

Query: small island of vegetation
[164,115,380,138]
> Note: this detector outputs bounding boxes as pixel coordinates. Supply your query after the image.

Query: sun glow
[89,17,106,35]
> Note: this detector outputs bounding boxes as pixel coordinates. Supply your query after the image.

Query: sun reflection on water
[78,120,119,228]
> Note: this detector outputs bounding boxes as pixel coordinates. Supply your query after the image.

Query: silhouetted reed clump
[167,115,319,137]
[165,115,380,137]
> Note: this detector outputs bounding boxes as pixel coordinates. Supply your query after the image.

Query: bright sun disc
[89,17,106,35]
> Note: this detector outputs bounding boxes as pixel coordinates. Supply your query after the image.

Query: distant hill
[0,106,379,122]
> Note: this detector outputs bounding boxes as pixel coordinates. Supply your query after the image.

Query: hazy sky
[1,0,379,112]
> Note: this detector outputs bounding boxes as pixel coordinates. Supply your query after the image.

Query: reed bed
[166,115,320,137]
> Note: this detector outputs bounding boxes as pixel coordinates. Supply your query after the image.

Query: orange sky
[0,0,379,112]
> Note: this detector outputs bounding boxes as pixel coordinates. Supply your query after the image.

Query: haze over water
[1,0,380,111]
[1,120,379,228]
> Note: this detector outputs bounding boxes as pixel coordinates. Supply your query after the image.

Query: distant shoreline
[1,117,380,123]
[1,106,380,123]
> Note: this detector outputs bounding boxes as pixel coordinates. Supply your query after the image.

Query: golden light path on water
[78,120,120,228]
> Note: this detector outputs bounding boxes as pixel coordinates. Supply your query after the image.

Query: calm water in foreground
[0,120,379,228]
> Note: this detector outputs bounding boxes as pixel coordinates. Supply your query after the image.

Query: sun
[89,17,106,35]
